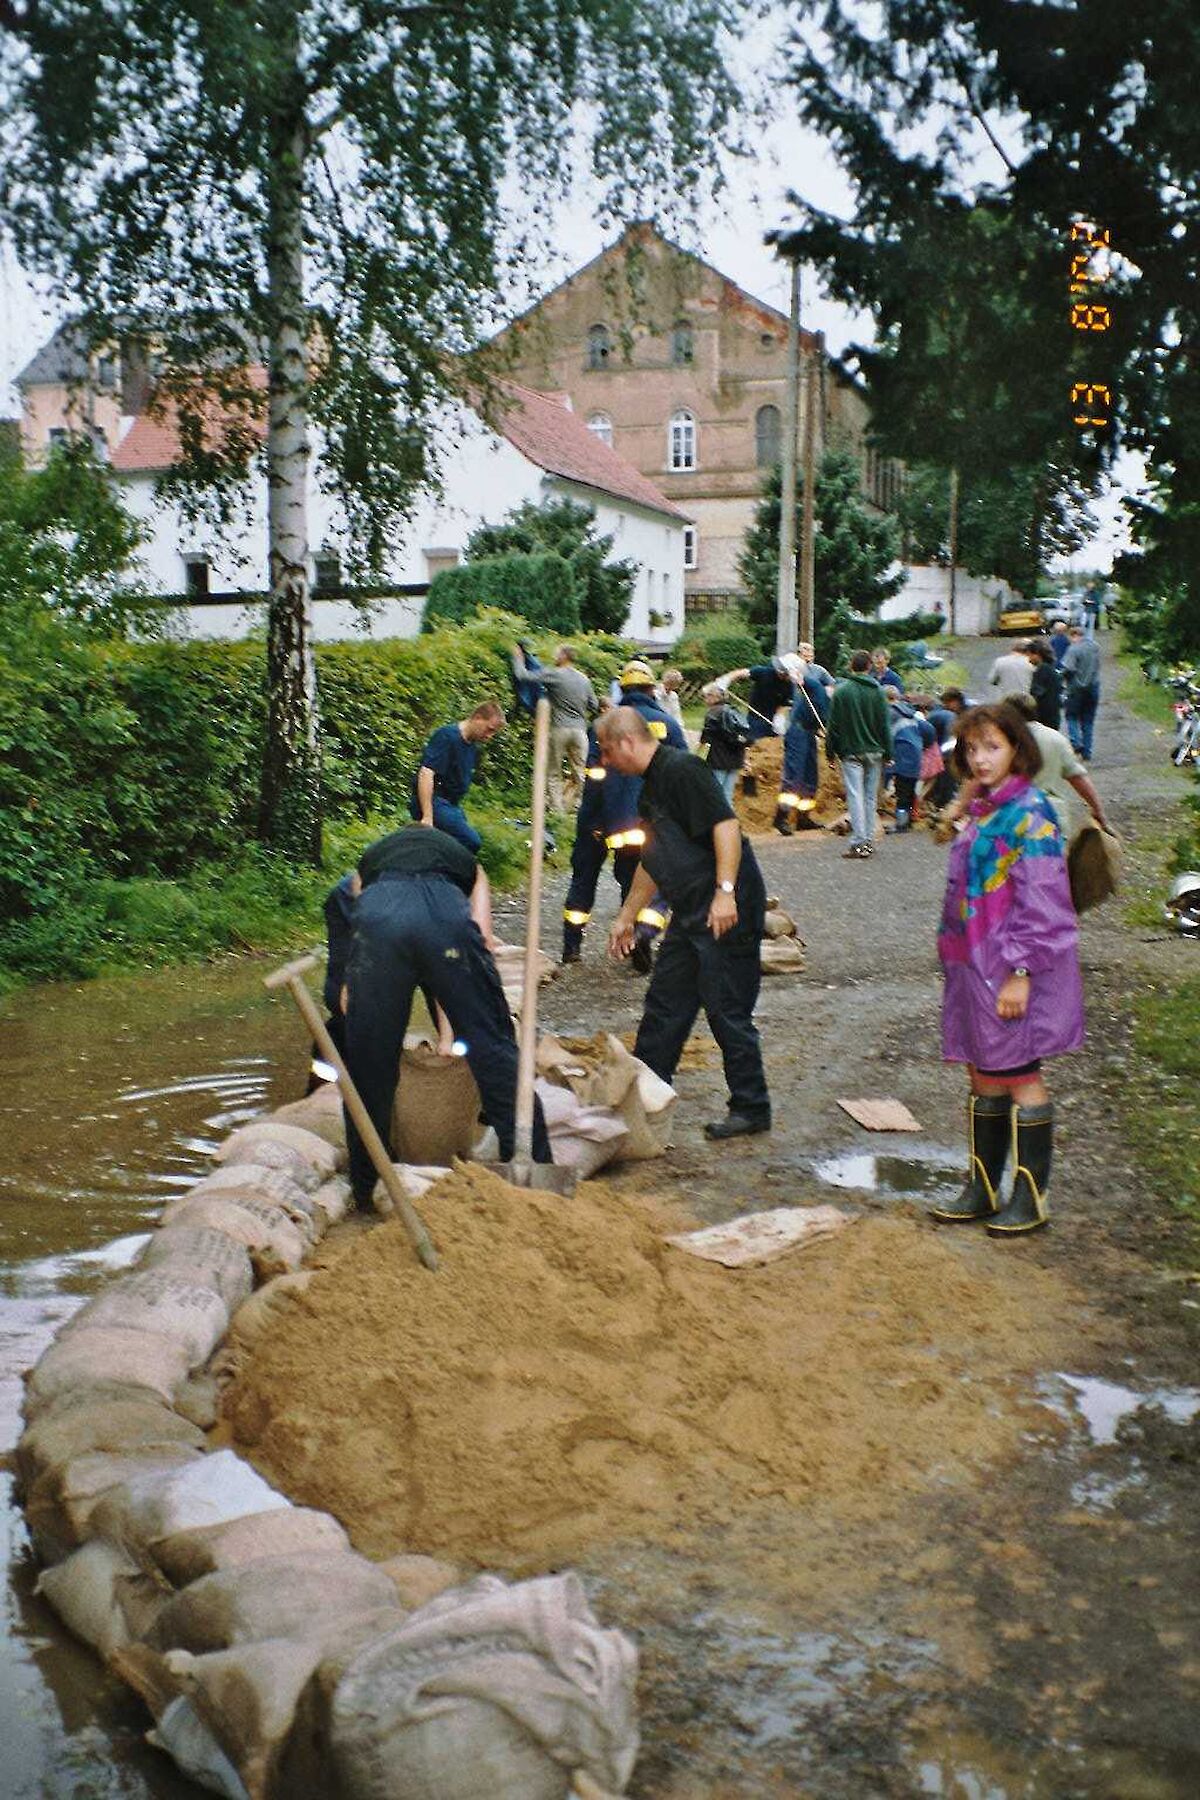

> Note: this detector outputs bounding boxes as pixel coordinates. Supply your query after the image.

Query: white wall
[882,564,1021,637]
[115,406,685,644]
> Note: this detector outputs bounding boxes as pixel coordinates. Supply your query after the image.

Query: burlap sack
[392,1043,483,1164]
[36,1539,173,1658]
[138,1227,254,1312]
[226,1273,313,1357]
[25,1446,203,1563]
[218,1121,344,1181]
[326,1573,638,1800]
[1068,820,1122,914]
[268,1085,346,1150]
[181,1165,323,1238]
[149,1553,402,1654]
[536,1034,674,1163]
[150,1506,351,1587]
[25,1327,193,1418]
[17,1394,204,1492]
[62,1272,230,1367]
[761,937,806,973]
[154,1196,308,1276]
[88,1448,291,1555]
[309,1177,351,1229]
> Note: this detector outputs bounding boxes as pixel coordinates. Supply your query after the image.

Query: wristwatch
[1011,965,1030,979]
[718,880,735,895]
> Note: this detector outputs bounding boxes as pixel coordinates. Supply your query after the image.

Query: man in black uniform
[599,707,771,1140]
[342,824,552,1205]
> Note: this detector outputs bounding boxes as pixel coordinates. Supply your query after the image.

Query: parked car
[996,604,1043,635]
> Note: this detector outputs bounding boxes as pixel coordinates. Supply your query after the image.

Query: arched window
[671,320,694,366]
[755,404,781,468]
[587,324,611,370]
[668,408,697,471]
[587,412,613,447]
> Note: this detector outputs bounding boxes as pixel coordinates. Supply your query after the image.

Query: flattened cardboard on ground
[667,1205,852,1268]
[837,1097,923,1133]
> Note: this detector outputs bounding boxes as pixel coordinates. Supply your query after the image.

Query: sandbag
[174,1372,221,1431]
[762,905,800,940]
[26,1445,204,1563]
[392,1043,483,1164]
[267,1087,346,1151]
[1068,820,1122,914]
[138,1228,255,1312]
[214,1137,323,1192]
[537,1033,674,1164]
[149,1552,402,1654]
[376,1553,465,1611]
[151,1506,351,1588]
[180,1166,323,1238]
[61,1271,229,1367]
[17,1393,204,1492]
[25,1327,194,1418]
[760,936,806,973]
[326,1573,638,1800]
[226,1274,313,1357]
[218,1122,344,1181]
[535,1081,629,1178]
[154,1196,308,1276]
[36,1539,173,1658]
[166,1639,327,1800]
[309,1176,351,1229]
[88,1449,291,1555]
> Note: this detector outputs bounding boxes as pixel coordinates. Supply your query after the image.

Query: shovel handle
[264,958,439,1271]
[513,698,551,1166]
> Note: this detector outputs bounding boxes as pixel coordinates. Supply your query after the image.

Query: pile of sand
[224,1168,1079,1571]
[736,736,848,835]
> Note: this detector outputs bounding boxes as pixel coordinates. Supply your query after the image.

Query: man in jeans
[825,650,893,858]
[1061,626,1101,760]
[511,642,597,811]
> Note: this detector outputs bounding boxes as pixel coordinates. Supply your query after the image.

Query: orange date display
[1071,382,1111,428]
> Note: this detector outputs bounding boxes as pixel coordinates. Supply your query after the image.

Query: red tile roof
[110,370,267,473]
[485,381,688,520]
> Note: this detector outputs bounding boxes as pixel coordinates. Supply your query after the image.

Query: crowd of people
[320,623,1109,1241]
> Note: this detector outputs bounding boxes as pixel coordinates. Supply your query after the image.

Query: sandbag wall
[18,1086,638,1800]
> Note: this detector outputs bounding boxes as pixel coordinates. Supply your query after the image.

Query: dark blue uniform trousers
[634,917,770,1122]
[344,873,551,1201]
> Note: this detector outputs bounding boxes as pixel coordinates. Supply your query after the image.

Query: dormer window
[587,413,613,446]
[587,324,612,370]
[671,321,694,366]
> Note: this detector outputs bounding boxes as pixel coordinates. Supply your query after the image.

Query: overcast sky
[0,10,1135,570]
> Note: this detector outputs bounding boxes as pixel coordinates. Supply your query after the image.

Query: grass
[1128,976,1200,1239]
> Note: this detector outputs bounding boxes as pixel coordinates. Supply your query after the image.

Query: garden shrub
[423,553,580,633]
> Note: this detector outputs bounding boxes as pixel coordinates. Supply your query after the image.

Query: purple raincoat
[938,774,1084,1069]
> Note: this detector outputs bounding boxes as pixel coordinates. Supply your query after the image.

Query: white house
[16,327,689,644]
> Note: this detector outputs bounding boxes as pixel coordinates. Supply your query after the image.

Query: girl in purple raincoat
[931,703,1083,1236]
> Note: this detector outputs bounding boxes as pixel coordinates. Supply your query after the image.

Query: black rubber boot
[774,805,795,836]
[930,1093,1012,1222]
[987,1102,1052,1236]
[561,923,583,965]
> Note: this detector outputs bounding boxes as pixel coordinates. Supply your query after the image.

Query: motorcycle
[1167,674,1200,768]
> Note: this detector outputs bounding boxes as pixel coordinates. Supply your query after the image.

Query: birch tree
[0,0,749,857]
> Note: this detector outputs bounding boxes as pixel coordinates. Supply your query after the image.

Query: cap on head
[620,659,656,689]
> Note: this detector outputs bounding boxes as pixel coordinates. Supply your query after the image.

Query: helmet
[619,660,656,689]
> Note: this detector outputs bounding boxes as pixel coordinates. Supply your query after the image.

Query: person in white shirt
[988,640,1035,699]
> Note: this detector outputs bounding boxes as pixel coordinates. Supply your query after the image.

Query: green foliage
[423,553,581,634]
[673,626,766,689]
[896,461,1093,597]
[463,496,636,634]
[738,452,905,649]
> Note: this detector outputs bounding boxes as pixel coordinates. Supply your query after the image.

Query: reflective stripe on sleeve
[605,827,647,850]
[636,907,668,929]
[563,908,591,925]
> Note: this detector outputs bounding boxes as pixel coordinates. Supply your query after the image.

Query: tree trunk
[258,85,321,861]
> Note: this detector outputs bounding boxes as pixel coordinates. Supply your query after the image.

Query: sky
[0,6,1138,572]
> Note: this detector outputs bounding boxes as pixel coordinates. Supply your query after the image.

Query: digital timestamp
[1069,221,1112,432]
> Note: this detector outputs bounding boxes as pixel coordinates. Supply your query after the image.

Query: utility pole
[775,253,801,655]
[799,330,821,647]
[947,464,960,634]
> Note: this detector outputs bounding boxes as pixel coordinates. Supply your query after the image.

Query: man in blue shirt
[410,701,505,851]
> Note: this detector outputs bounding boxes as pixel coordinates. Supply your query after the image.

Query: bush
[423,553,580,633]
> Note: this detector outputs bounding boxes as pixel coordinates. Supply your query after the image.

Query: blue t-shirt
[414,724,478,806]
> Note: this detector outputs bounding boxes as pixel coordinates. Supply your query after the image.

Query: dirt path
[480,634,1200,1798]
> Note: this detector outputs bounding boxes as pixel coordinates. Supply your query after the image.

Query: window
[96,354,117,389]
[683,525,698,570]
[671,321,693,366]
[755,404,781,468]
[184,557,211,599]
[587,412,613,447]
[47,428,70,452]
[587,324,611,370]
[668,409,697,471]
[313,550,341,594]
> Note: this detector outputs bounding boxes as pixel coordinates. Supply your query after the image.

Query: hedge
[423,552,580,633]
[0,608,632,924]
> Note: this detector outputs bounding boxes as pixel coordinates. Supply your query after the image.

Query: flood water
[0,959,304,1799]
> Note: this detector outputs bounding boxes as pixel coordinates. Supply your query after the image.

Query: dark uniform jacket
[637,746,765,937]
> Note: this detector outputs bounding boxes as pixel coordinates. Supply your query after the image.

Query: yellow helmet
[619,659,656,689]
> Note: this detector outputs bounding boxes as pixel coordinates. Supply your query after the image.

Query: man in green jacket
[825,650,893,858]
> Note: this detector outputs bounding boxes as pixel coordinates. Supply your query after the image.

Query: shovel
[480,696,576,1196]
[264,953,439,1270]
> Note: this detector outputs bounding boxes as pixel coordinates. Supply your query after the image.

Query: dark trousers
[344,873,550,1201]
[782,727,819,798]
[563,836,661,951]
[634,921,770,1120]
[894,774,917,815]
[1065,683,1099,759]
[408,795,481,853]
